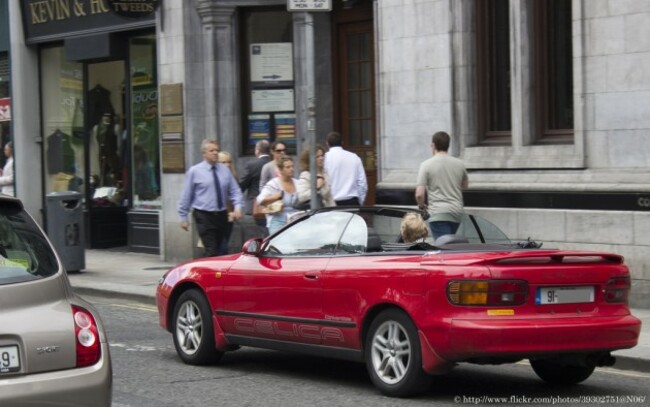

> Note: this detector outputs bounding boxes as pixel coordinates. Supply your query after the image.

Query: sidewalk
[68,249,650,373]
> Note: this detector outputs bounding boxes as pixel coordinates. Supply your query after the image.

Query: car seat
[366,228,383,252]
[434,234,469,246]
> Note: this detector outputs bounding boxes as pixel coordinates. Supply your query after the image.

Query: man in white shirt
[0,141,14,196]
[324,132,367,206]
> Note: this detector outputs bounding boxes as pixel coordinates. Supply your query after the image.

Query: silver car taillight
[72,305,101,367]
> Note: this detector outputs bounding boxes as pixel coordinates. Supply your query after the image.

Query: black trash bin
[46,191,85,272]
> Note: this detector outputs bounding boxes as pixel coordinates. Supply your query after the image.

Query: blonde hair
[299,145,325,172]
[400,212,429,243]
[218,151,237,178]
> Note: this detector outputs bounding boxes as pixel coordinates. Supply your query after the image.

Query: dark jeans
[218,221,234,255]
[335,197,361,206]
[429,221,460,240]
[193,209,228,257]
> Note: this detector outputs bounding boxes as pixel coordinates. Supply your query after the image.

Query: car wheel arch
[166,282,208,332]
[361,303,415,351]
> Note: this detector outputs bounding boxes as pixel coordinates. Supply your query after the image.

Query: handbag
[262,199,284,214]
[252,199,266,219]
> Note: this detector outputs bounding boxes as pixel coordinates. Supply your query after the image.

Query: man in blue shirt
[178,139,244,256]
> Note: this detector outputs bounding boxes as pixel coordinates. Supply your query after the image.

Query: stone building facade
[7,0,650,305]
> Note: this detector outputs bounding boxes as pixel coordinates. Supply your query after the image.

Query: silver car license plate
[536,286,594,305]
[0,345,20,373]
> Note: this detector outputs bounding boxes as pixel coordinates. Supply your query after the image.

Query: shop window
[0,52,10,168]
[240,7,294,155]
[87,60,126,207]
[534,0,573,144]
[40,47,85,196]
[129,35,160,209]
[0,52,8,98]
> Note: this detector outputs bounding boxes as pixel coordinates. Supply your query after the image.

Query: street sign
[287,0,332,12]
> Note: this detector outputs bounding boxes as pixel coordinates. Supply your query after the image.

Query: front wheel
[172,289,223,365]
[530,359,595,385]
[365,309,432,397]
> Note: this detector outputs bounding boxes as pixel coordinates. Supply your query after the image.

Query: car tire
[172,289,223,365]
[364,309,432,397]
[530,359,595,385]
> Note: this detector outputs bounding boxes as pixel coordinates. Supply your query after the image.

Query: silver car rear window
[0,202,59,284]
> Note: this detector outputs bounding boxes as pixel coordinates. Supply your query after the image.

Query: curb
[612,355,650,374]
[72,286,156,306]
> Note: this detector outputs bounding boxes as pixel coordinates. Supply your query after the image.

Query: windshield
[0,201,59,284]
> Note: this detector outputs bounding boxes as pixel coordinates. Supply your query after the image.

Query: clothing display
[88,84,114,127]
[47,130,76,175]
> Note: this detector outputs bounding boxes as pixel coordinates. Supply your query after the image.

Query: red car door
[220,212,354,345]
[220,255,327,344]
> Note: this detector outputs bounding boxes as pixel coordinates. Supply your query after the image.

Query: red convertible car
[156,207,641,397]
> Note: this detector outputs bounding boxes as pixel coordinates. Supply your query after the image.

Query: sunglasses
[274,149,286,153]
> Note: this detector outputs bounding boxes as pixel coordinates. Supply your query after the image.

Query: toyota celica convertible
[156,206,641,397]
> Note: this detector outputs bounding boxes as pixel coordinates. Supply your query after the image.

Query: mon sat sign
[287,0,332,12]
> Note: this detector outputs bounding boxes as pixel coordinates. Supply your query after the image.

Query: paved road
[86,295,650,407]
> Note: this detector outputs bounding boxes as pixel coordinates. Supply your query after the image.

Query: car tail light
[72,305,101,367]
[447,280,528,306]
[605,277,630,303]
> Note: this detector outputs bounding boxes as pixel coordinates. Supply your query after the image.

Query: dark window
[535,0,574,144]
[476,0,511,145]
[476,0,574,146]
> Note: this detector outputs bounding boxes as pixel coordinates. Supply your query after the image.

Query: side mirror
[242,238,263,255]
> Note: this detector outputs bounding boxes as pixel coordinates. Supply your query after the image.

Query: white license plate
[0,345,20,373]
[536,286,594,305]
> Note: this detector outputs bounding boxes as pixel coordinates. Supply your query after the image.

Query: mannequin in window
[91,113,120,186]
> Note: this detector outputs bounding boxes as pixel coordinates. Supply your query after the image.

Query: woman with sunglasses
[257,156,299,234]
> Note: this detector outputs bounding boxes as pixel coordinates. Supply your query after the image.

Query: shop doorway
[40,34,159,252]
[333,1,376,205]
[86,60,128,248]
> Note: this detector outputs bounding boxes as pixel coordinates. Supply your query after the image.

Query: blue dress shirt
[178,160,244,222]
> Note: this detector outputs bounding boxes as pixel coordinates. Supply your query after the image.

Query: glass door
[87,61,126,207]
[85,61,128,248]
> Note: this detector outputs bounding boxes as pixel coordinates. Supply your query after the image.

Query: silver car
[0,195,111,406]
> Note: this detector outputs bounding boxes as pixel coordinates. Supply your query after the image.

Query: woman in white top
[296,145,335,209]
[0,142,14,196]
[257,157,299,234]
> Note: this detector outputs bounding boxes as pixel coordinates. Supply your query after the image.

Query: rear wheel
[365,309,432,397]
[530,359,595,385]
[172,289,223,365]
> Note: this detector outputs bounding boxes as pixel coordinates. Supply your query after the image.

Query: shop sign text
[29,0,111,24]
[0,98,11,122]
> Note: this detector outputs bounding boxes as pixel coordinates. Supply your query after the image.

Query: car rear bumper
[0,342,112,406]
[443,315,641,361]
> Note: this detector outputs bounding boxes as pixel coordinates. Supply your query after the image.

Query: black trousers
[193,209,228,257]
[335,197,361,206]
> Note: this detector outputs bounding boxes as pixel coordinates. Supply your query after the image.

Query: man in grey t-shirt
[415,131,468,239]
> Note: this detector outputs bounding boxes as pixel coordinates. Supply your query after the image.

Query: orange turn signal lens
[447,280,528,306]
